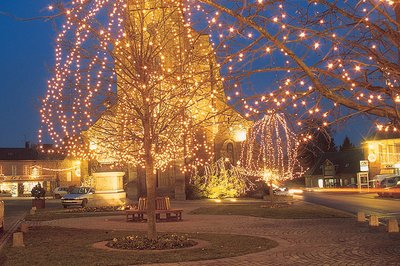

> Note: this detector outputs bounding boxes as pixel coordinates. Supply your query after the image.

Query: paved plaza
[27,201,400,266]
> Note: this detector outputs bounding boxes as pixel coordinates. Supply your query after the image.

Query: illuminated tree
[40,0,241,239]
[240,112,298,200]
[199,0,400,133]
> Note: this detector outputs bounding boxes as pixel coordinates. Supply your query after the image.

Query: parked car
[53,187,70,199]
[274,190,292,196]
[373,174,396,187]
[378,183,400,198]
[0,200,4,233]
[380,176,400,188]
[61,187,95,208]
[273,187,293,196]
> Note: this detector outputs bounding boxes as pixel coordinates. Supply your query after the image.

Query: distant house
[304,149,364,188]
[0,143,81,197]
[363,131,400,179]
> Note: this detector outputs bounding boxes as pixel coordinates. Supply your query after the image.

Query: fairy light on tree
[197,0,400,133]
[240,112,299,200]
[40,0,239,240]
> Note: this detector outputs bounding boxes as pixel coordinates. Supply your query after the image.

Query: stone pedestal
[92,172,126,206]
[32,199,45,209]
[369,215,379,227]
[357,212,366,222]
[126,167,139,201]
[13,232,24,247]
[387,218,399,233]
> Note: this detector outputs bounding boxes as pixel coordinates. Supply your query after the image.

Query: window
[395,143,400,161]
[31,166,40,177]
[379,145,385,163]
[388,145,394,163]
[23,165,30,175]
[227,142,234,163]
[66,172,72,182]
[11,165,17,176]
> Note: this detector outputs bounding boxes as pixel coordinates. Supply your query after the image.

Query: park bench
[126,196,182,222]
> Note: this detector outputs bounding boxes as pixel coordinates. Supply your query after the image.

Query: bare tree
[199,0,400,131]
[40,0,242,239]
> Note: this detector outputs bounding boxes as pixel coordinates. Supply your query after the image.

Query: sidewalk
[28,200,400,265]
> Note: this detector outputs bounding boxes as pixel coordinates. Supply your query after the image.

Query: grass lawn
[24,209,124,221]
[0,226,278,266]
[189,202,354,219]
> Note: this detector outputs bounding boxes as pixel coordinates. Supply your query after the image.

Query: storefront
[0,176,55,197]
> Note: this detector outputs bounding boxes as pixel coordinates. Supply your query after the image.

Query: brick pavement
[30,201,400,265]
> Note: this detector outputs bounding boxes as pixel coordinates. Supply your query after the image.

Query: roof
[0,147,66,161]
[364,131,400,142]
[305,149,364,176]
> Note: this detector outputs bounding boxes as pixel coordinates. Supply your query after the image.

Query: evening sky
[0,1,373,148]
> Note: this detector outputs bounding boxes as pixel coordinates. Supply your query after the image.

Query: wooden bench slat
[126,196,182,222]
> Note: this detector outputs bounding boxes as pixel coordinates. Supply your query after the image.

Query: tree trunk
[269,180,274,204]
[145,155,157,240]
[144,117,157,240]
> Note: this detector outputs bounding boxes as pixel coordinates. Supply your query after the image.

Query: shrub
[190,159,251,199]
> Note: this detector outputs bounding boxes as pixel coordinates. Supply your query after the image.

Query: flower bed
[106,234,196,250]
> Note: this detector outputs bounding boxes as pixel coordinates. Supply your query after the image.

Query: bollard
[387,218,399,233]
[357,212,366,222]
[369,215,379,227]
[20,222,29,233]
[29,209,36,215]
[12,232,25,247]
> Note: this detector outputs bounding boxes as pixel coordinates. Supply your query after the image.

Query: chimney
[25,141,31,149]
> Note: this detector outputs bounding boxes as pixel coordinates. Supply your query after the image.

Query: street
[300,191,400,218]
[0,197,61,249]
[3,198,61,229]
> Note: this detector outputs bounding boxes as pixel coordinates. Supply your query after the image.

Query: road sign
[360,160,369,172]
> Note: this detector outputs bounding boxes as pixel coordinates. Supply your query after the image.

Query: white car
[61,187,95,208]
[274,190,293,196]
[53,187,70,199]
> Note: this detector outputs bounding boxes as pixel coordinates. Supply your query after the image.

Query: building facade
[304,149,364,188]
[0,144,81,197]
[85,1,250,200]
[363,131,400,180]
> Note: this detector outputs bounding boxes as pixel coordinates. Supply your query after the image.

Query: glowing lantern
[234,128,247,142]
[368,153,377,162]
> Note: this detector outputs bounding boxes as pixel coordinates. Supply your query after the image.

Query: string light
[40,0,238,175]
[198,0,399,133]
[240,112,299,181]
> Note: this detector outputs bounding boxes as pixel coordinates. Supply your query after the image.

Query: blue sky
[0,1,372,148]
[0,1,54,147]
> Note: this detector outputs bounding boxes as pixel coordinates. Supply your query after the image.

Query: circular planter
[32,198,46,209]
